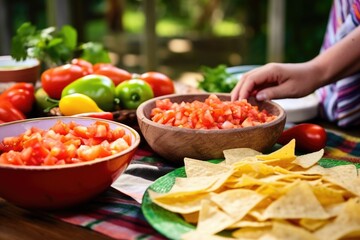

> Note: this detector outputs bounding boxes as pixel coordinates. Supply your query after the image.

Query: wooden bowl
[0,117,140,210]
[136,93,286,165]
[0,56,40,84]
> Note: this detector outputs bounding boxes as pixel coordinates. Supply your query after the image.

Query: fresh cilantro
[11,22,110,66]
[198,64,238,93]
[79,42,111,64]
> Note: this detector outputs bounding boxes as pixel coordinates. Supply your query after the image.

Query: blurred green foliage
[5,0,332,65]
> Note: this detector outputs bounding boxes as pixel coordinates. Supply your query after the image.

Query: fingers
[255,84,289,100]
[236,65,281,100]
[231,63,292,101]
[231,67,263,101]
[230,77,245,101]
[230,62,319,101]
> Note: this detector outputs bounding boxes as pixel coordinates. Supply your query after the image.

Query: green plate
[141,158,359,240]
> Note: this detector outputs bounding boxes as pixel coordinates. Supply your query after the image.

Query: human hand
[230,62,321,101]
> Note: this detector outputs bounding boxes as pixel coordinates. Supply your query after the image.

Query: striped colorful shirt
[316,0,360,127]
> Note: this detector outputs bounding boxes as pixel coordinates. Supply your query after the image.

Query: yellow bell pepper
[59,93,103,116]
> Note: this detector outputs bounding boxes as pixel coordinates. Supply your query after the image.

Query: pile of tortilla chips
[149,139,360,240]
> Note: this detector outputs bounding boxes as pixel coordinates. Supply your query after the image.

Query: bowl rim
[136,93,286,133]
[0,116,141,170]
[0,55,40,71]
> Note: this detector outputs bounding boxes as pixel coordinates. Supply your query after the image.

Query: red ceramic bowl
[0,117,140,210]
[0,56,40,84]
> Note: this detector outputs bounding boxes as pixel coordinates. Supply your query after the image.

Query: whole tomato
[71,58,94,75]
[41,64,87,99]
[277,123,327,153]
[0,101,26,123]
[140,72,175,97]
[1,82,34,95]
[93,65,132,86]
[93,63,114,71]
[0,82,35,114]
[0,89,34,114]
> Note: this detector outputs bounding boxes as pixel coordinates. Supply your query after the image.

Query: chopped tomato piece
[150,94,276,129]
[0,120,133,166]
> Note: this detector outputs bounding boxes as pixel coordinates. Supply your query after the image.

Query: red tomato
[41,64,87,99]
[71,58,94,75]
[93,65,132,86]
[0,101,26,123]
[140,72,175,97]
[0,82,35,114]
[277,123,327,153]
[93,63,114,71]
[0,88,34,114]
[1,82,35,95]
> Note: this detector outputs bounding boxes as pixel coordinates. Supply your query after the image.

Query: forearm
[311,26,360,87]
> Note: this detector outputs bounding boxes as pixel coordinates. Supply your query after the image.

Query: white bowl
[0,55,40,84]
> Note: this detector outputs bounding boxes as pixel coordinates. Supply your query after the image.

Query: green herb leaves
[198,64,238,93]
[11,22,110,67]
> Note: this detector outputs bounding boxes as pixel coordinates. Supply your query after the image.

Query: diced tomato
[77,145,99,161]
[161,110,176,124]
[83,137,104,146]
[150,94,276,129]
[94,124,108,138]
[0,136,23,152]
[221,120,235,129]
[43,155,58,166]
[201,109,215,128]
[110,138,130,153]
[155,98,172,110]
[122,134,132,146]
[0,120,133,166]
[73,126,89,138]
[51,120,70,135]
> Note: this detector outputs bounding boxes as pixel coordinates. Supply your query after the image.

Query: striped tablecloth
[53,127,360,240]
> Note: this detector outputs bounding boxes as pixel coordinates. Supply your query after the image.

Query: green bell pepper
[115,79,154,109]
[61,74,116,111]
[34,87,59,113]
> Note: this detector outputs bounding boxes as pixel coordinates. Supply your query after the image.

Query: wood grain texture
[0,198,112,240]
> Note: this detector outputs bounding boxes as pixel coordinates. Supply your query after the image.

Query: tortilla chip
[232,226,272,239]
[311,184,345,205]
[299,218,329,231]
[184,157,231,178]
[270,221,318,240]
[197,199,237,235]
[182,230,236,240]
[314,198,360,240]
[170,175,222,193]
[262,181,330,220]
[223,148,262,165]
[320,165,360,197]
[181,211,199,224]
[210,189,265,220]
[256,139,296,161]
[293,149,324,168]
[148,189,211,214]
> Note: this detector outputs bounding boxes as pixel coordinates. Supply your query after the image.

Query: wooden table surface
[0,199,113,240]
